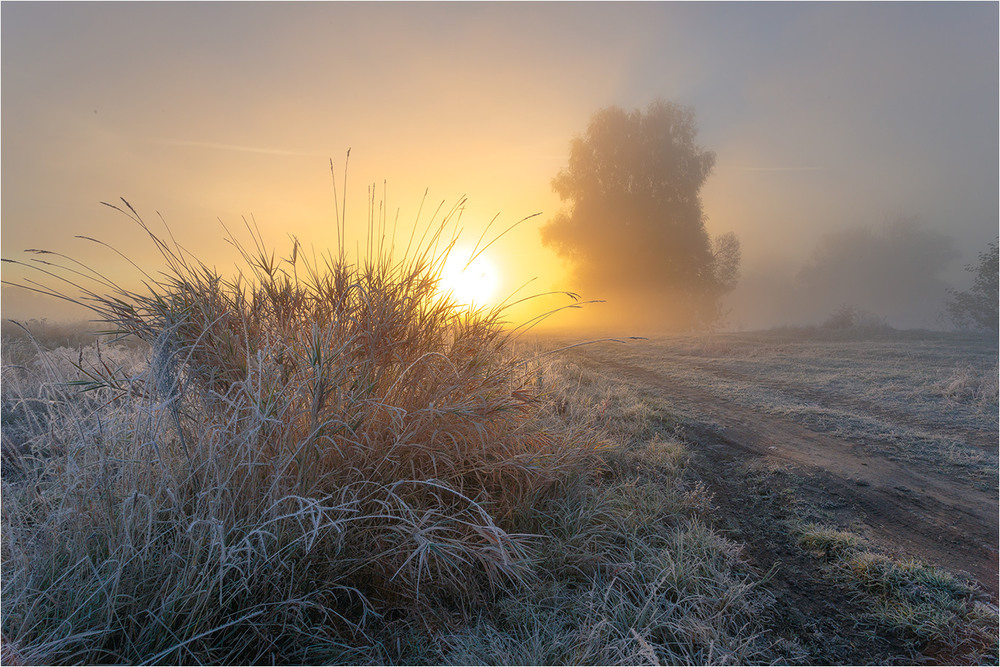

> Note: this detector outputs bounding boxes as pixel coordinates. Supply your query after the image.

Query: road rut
[568,348,999,600]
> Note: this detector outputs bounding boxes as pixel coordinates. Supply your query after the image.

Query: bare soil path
[566,345,1000,601]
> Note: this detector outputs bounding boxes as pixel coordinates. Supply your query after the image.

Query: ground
[551,329,998,661]
[4,324,996,664]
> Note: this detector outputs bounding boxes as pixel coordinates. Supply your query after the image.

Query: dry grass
[14,187,979,664]
[2,308,786,664]
[938,361,999,413]
[1,196,606,664]
[434,359,778,665]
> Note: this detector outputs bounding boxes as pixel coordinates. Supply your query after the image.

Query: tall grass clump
[938,361,1000,415]
[435,360,778,665]
[1,194,603,664]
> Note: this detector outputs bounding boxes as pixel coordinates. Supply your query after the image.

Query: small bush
[1,199,604,664]
[821,305,890,331]
[938,362,999,412]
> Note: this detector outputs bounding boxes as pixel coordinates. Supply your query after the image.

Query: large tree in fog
[541,100,739,330]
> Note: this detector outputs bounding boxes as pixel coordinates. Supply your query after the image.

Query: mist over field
[3,5,998,664]
[2,3,997,335]
[725,219,966,331]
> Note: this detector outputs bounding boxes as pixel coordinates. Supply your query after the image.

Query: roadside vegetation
[797,523,998,663]
[1,198,775,665]
[2,197,996,664]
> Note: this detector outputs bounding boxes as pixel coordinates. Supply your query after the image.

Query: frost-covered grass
[3,187,993,663]
[0,199,781,665]
[5,318,994,664]
[1,327,783,665]
[434,358,779,665]
[576,330,999,489]
[796,523,998,662]
[0,198,604,663]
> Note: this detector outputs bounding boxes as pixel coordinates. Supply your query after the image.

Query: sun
[439,248,500,308]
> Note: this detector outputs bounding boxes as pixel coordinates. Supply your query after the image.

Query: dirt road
[566,344,999,601]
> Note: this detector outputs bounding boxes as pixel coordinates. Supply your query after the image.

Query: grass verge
[1,198,606,663]
[2,198,776,664]
[797,523,999,664]
[435,359,778,664]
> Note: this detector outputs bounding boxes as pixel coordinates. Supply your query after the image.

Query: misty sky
[2,2,997,329]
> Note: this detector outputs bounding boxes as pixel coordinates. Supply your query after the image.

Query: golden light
[439,247,500,308]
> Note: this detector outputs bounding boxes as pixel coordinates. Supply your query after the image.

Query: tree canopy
[541,100,738,330]
[946,239,998,331]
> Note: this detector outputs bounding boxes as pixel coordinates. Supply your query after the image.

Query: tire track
[569,348,999,599]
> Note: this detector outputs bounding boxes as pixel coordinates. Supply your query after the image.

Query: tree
[540,100,739,330]
[796,219,959,328]
[946,239,998,331]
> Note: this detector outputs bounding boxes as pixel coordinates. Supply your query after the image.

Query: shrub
[947,239,999,332]
[821,304,890,331]
[1,199,603,663]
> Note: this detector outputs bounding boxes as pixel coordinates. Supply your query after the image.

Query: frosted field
[7,328,997,492]
[565,329,999,491]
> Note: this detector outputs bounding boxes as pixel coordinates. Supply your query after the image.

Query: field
[1,212,997,664]
[546,329,999,661]
[558,330,998,490]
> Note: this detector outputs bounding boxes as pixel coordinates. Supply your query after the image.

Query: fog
[2,3,996,333]
[723,219,972,331]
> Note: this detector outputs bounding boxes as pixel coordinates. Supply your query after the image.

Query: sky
[2,2,997,330]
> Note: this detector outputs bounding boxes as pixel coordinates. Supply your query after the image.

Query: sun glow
[439,248,500,308]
